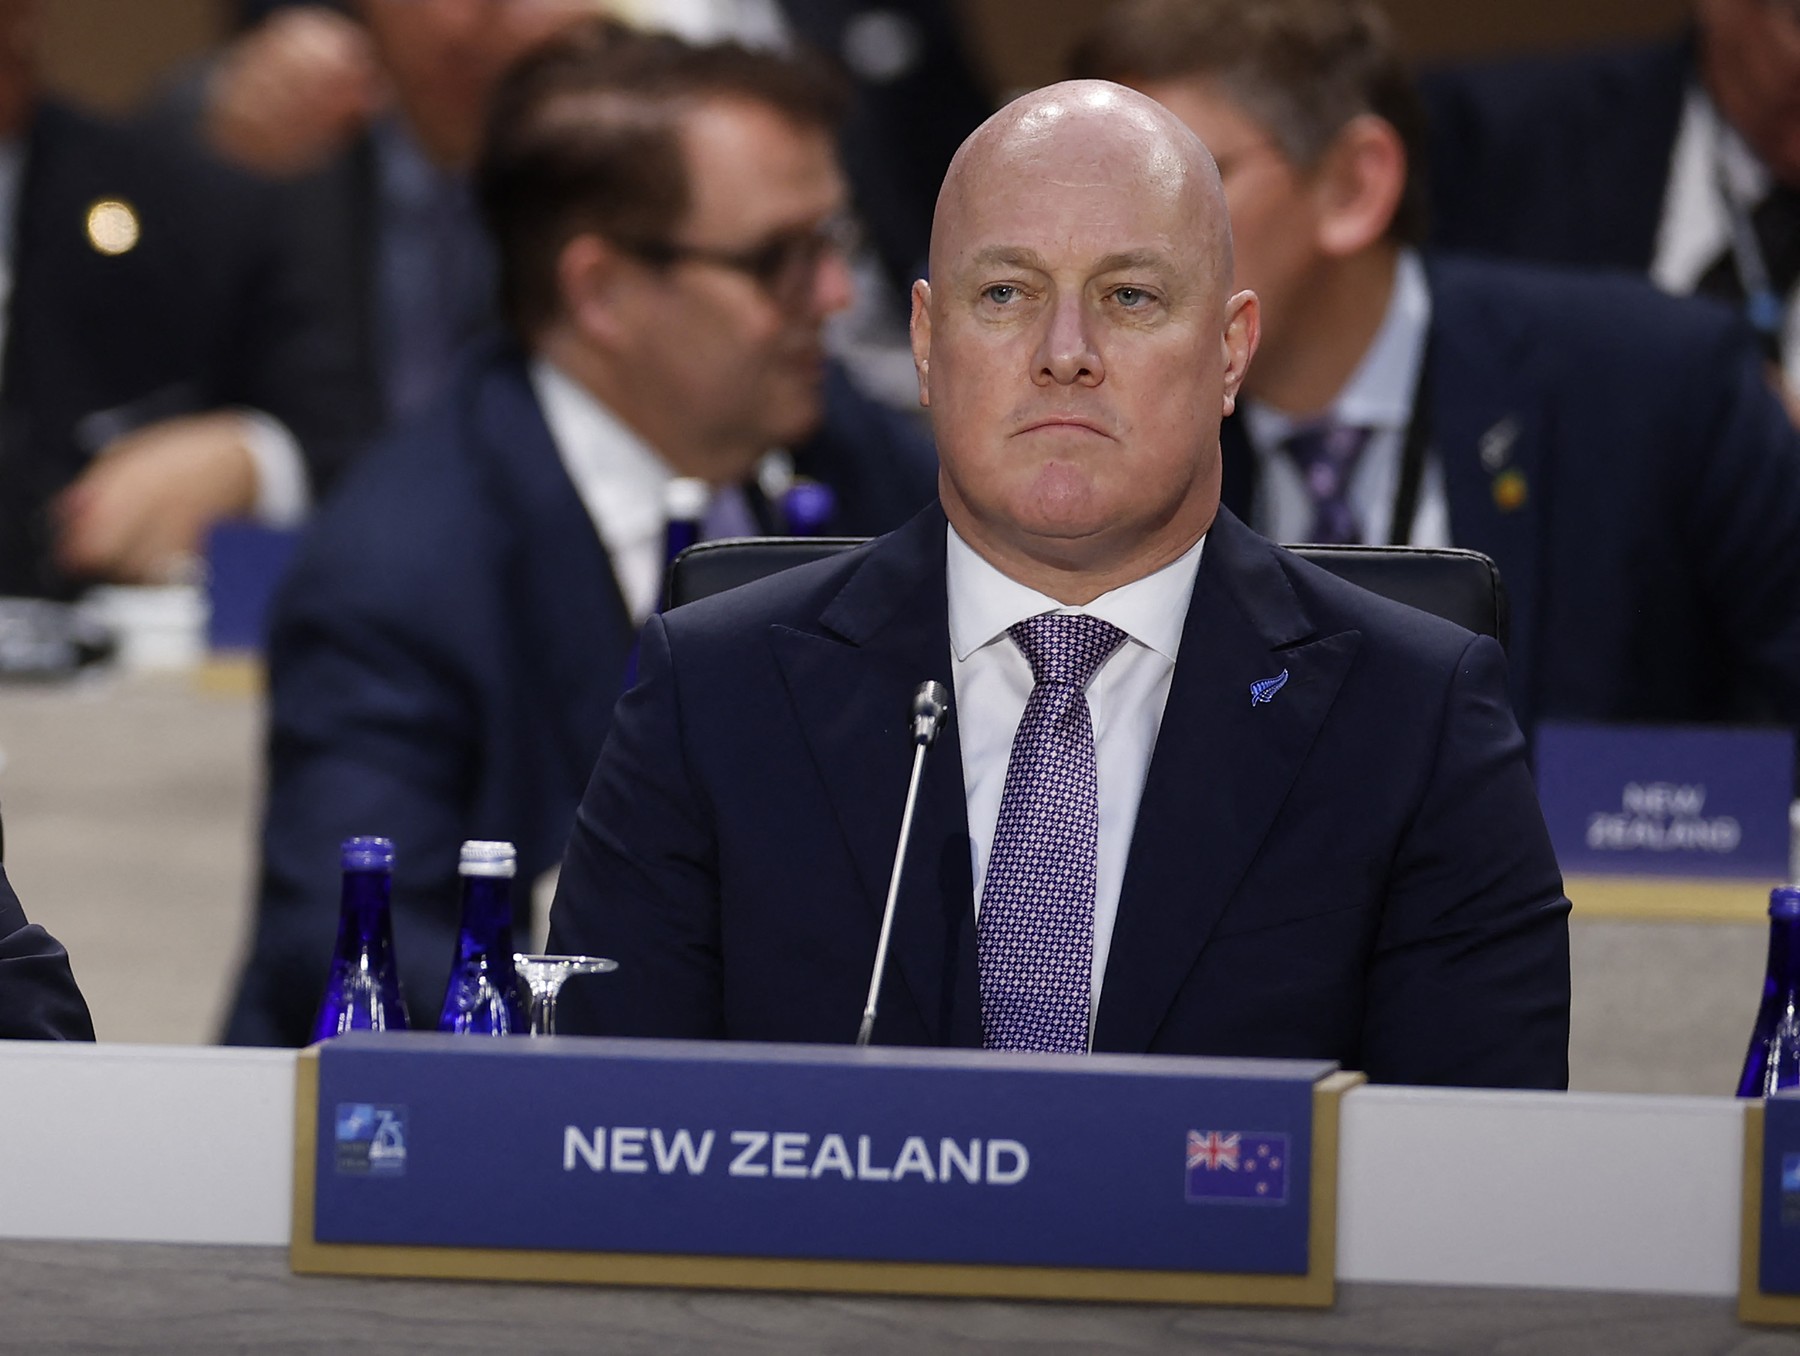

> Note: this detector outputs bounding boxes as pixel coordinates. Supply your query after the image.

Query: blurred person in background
[1421,0,1800,414]
[187,0,603,434]
[1074,0,1800,736]
[0,0,360,595]
[195,0,990,418]
[222,21,938,1046]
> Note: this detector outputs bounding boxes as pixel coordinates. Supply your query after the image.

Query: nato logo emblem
[1782,1152,1800,1226]
[1186,1129,1289,1205]
[1250,670,1290,706]
[335,1102,408,1177]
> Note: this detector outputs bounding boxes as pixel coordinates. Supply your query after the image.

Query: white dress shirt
[947,523,1205,1035]
[1652,84,1800,391]
[530,356,684,625]
[1243,249,1450,548]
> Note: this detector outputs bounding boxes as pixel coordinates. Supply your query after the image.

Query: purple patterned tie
[1281,422,1373,545]
[978,613,1128,1053]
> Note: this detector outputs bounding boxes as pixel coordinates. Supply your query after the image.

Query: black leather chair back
[668,536,1509,650]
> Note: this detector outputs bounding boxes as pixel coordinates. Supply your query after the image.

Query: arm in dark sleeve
[1361,634,1571,1089]
[226,587,475,1046]
[0,865,95,1041]
[549,614,724,1039]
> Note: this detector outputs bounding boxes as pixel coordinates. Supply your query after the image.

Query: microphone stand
[856,681,950,1047]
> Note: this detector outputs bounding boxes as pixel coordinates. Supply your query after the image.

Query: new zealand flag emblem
[1185,1129,1289,1205]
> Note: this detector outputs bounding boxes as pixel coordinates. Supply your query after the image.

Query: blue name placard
[307,1035,1332,1277]
[1760,1093,1800,1296]
[1534,723,1793,880]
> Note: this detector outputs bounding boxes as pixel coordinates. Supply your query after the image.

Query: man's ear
[556,232,632,348]
[1220,288,1260,418]
[1311,114,1407,259]
[909,278,933,409]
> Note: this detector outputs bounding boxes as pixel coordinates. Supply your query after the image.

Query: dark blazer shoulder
[1420,36,1691,269]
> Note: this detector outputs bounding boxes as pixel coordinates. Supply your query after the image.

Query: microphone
[856,680,951,1047]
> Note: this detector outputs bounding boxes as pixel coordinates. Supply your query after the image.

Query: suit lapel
[770,507,981,1045]
[1424,258,1549,724]
[1095,509,1361,1052]
[471,346,636,792]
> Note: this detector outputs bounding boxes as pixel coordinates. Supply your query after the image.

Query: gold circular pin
[1492,467,1528,513]
[85,199,140,256]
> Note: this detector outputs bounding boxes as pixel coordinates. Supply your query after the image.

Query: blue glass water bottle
[311,836,410,1042]
[1737,885,1800,1096]
[437,840,527,1035]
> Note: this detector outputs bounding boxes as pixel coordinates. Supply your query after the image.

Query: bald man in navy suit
[548,78,1571,1088]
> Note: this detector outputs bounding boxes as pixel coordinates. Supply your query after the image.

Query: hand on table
[54,412,262,584]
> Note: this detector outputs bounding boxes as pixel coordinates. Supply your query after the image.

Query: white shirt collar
[945,522,1204,666]
[529,355,673,556]
[1245,247,1431,445]
[1653,82,1773,293]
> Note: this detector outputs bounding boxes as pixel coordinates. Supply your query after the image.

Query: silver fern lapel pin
[1250,669,1290,706]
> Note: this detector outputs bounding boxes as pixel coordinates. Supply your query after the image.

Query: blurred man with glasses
[223,20,936,1046]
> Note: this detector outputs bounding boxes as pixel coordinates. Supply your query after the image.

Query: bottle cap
[341,836,395,871]
[459,840,517,878]
[1773,886,1800,920]
[783,479,837,536]
[664,477,710,524]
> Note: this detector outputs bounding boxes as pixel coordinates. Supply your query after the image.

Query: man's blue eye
[1115,287,1150,307]
[983,284,1019,304]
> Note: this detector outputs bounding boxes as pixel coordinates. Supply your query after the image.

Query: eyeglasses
[623,214,861,309]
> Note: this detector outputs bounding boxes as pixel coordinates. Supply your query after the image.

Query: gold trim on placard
[1563,874,1771,924]
[289,1055,1359,1306]
[1739,1101,1800,1325]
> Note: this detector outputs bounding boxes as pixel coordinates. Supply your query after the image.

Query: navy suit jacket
[549,503,1572,1089]
[0,864,94,1041]
[223,340,937,1046]
[1419,37,1691,272]
[1223,254,1800,733]
[0,100,365,598]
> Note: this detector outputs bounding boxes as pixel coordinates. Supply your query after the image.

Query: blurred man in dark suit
[0,0,360,595]
[1075,0,1800,734]
[1420,0,1800,406]
[548,79,1571,1088]
[194,0,596,434]
[224,22,938,1046]
[197,0,989,420]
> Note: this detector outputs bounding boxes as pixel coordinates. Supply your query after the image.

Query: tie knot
[1281,421,1373,478]
[1008,613,1127,688]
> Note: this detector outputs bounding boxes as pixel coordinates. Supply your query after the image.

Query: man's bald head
[929,80,1235,302]
[909,78,1260,603]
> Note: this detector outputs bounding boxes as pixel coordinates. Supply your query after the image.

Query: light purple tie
[1281,422,1373,545]
[978,613,1127,1053]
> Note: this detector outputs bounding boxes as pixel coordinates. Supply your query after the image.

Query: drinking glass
[511,953,617,1036]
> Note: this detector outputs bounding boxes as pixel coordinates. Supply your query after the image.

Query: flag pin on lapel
[1491,467,1528,513]
[1250,669,1289,706]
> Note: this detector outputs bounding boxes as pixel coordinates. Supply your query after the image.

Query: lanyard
[1387,341,1434,546]
[1714,128,1788,357]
